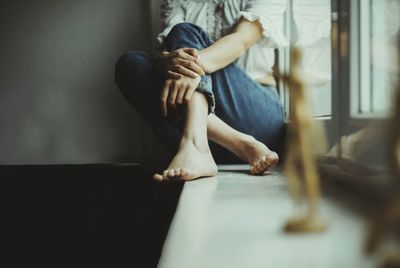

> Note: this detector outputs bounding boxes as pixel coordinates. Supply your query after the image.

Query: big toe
[153,173,163,181]
[267,152,279,166]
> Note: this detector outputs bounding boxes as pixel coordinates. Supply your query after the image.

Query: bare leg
[153,92,217,181]
[207,114,279,174]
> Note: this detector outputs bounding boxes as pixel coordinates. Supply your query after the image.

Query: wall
[0,0,159,164]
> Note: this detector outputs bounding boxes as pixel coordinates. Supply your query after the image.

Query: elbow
[236,32,251,58]
[240,41,249,56]
[241,33,257,53]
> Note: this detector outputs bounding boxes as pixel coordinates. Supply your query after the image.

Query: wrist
[197,52,213,74]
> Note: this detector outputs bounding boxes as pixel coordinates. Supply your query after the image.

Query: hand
[156,48,205,79]
[161,75,201,117]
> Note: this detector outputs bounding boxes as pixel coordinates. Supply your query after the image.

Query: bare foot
[237,136,279,175]
[153,139,218,181]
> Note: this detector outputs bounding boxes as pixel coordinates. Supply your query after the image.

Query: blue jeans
[115,23,285,163]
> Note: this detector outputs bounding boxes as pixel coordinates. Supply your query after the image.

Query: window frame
[324,0,393,195]
[331,0,389,139]
[278,0,334,145]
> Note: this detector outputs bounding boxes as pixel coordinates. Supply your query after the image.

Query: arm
[198,18,263,74]
[159,18,263,116]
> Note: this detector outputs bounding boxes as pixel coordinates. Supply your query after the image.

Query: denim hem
[196,75,215,114]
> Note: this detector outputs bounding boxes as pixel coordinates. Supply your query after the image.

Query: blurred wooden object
[365,49,400,268]
[281,47,327,233]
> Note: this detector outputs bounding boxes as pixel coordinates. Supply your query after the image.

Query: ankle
[222,134,254,161]
[180,136,210,153]
[238,134,257,148]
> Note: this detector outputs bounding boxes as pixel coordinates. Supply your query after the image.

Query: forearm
[198,32,248,74]
[198,18,263,74]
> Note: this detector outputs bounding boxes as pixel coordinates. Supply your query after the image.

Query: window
[327,0,399,192]
[332,0,399,129]
[279,0,332,119]
[350,0,399,118]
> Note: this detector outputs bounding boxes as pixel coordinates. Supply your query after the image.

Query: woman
[115,0,287,181]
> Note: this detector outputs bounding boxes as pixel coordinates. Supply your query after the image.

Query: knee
[115,51,153,92]
[170,22,202,34]
[166,22,209,46]
[115,51,149,80]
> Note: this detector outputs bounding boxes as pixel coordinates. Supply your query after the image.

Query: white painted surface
[158,165,377,268]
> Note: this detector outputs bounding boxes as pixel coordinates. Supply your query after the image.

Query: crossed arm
[157,18,263,116]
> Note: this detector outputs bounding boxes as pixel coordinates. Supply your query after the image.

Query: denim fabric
[164,23,216,114]
[115,22,285,163]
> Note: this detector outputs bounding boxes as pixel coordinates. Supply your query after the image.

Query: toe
[260,163,269,174]
[180,168,188,176]
[251,162,260,175]
[268,152,279,166]
[261,156,269,169]
[180,168,190,180]
[256,161,263,171]
[259,160,264,167]
[153,173,163,181]
[167,169,175,178]
[253,160,266,175]
[250,165,255,174]
[175,168,182,177]
[251,162,260,174]
[162,170,169,180]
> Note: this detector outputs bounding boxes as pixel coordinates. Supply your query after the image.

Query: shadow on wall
[0,0,160,164]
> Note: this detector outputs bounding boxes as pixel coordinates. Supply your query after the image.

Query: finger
[172,65,199,79]
[174,50,199,63]
[182,48,198,58]
[161,81,170,117]
[166,71,183,79]
[181,48,202,66]
[183,86,195,104]
[168,86,179,108]
[160,51,170,60]
[175,59,205,76]
[176,85,187,105]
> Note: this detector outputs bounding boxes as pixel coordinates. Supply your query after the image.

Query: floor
[2,164,182,265]
[158,165,379,268]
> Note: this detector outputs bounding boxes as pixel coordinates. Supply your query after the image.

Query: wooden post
[365,45,400,268]
[281,47,327,233]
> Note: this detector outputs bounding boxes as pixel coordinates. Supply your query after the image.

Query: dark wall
[0,0,160,164]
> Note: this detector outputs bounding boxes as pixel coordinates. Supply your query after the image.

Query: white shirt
[157,0,288,81]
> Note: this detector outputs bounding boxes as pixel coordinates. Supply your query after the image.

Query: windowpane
[280,0,332,118]
[371,0,399,113]
[328,0,399,186]
[352,0,400,117]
